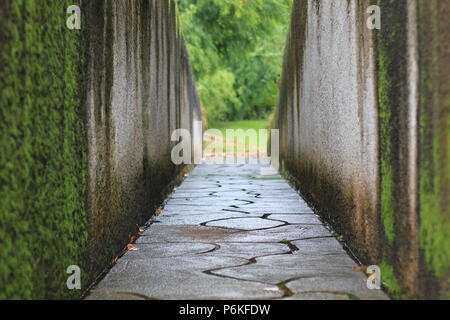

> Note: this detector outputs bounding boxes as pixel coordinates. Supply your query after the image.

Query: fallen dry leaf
[127,244,138,251]
[352,265,368,273]
[155,209,162,215]
[130,236,137,243]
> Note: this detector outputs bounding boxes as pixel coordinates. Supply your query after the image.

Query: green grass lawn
[208,119,268,130]
[206,120,269,154]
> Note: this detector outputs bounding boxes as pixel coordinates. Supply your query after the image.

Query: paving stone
[87,162,389,300]
[139,224,332,244]
[211,242,289,258]
[205,217,286,230]
[287,276,389,300]
[283,292,351,300]
[229,224,333,242]
[213,252,360,284]
[237,205,314,214]
[153,213,260,225]
[138,225,240,243]
[120,243,217,259]
[292,237,348,254]
[88,256,283,300]
[161,207,263,216]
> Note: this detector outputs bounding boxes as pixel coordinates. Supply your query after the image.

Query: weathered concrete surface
[84,1,201,280]
[274,0,449,298]
[87,163,388,300]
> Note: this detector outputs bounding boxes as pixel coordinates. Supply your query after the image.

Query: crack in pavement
[199,237,308,298]
[196,242,221,254]
[274,277,303,298]
[246,190,262,199]
[202,250,299,298]
[87,162,389,300]
[199,216,289,232]
[233,199,255,206]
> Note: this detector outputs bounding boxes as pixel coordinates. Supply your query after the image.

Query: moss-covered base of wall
[0,1,88,299]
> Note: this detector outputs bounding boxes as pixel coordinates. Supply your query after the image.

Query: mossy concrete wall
[0,0,88,299]
[275,0,449,299]
[84,0,201,282]
[0,0,200,299]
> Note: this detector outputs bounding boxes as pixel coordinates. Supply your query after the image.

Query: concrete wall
[275,0,449,299]
[84,0,201,280]
[0,0,200,299]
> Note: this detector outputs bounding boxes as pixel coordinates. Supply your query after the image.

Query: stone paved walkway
[87,162,388,300]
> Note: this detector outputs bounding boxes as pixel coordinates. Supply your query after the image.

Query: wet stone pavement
[87,162,389,300]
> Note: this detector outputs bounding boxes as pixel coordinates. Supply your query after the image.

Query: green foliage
[178,0,292,122]
[0,0,87,299]
[197,70,241,121]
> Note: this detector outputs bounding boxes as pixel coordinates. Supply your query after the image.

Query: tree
[178,0,293,122]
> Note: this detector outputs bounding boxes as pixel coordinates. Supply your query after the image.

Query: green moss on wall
[377,48,394,244]
[0,1,87,299]
[377,0,449,298]
[375,0,410,298]
[376,0,409,247]
[417,0,450,280]
[380,261,407,299]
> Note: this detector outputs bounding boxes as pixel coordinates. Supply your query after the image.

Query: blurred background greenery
[178,0,293,124]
